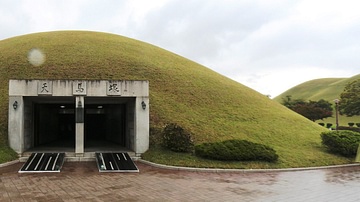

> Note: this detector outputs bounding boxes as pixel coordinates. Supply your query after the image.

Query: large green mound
[0,31,351,167]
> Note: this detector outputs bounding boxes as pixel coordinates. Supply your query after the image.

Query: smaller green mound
[274,74,360,102]
[273,74,360,126]
[195,139,278,162]
[321,130,360,157]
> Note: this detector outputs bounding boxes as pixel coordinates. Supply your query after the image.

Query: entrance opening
[9,80,149,157]
[28,96,131,153]
[84,104,126,151]
[34,103,75,151]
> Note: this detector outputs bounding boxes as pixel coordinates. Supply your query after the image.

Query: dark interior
[34,103,75,148]
[34,103,126,150]
[84,104,126,148]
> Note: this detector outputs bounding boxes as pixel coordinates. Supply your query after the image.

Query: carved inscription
[107,81,121,95]
[73,81,87,95]
[37,80,53,95]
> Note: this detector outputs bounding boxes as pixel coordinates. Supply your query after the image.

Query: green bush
[195,139,278,162]
[321,130,360,157]
[162,123,194,152]
[326,123,333,128]
[356,123,360,127]
[337,126,360,133]
[348,122,355,127]
[318,123,325,127]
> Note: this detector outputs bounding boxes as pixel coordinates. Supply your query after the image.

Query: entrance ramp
[19,153,65,173]
[95,152,139,172]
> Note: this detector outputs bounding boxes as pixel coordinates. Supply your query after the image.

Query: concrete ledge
[137,159,360,173]
[18,153,140,163]
[0,160,19,168]
[3,157,360,173]
[65,157,95,162]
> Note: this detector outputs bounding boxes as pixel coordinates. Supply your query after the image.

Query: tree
[338,79,360,163]
[339,79,360,116]
[282,96,333,122]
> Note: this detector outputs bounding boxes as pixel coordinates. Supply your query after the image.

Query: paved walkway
[0,161,359,201]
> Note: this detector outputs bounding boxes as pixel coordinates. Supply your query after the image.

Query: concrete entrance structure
[8,80,149,157]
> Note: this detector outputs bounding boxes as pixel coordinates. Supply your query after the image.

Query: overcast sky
[1,0,359,97]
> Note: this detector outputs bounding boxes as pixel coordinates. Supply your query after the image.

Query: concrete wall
[8,96,24,153]
[8,80,149,155]
[9,80,149,97]
[134,97,149,156]
[23,99,33,151]
[126,100,135,151]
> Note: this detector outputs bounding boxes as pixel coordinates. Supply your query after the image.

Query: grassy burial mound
[274,75,360,126]
[274,74,360,102]
[0,31,352,168]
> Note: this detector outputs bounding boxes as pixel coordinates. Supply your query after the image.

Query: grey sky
[1,0,359,97]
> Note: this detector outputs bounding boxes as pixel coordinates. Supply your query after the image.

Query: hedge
[195,139,278,162]
[321,130,360,157]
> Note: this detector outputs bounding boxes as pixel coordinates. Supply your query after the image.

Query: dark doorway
[84,104,126,149]
[31,97,129,152]
[34,103,75,149]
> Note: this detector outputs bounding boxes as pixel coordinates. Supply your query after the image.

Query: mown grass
[0,131,18,163]
[0,146,18,164]
[142,146,351,169]
[0,31,354,167]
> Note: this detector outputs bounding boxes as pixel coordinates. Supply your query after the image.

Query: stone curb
[0,159,19,168]
[2,158,359,173]
[137,159,360,173]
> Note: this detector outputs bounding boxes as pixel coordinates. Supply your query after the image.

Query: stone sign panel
[73,81,87,95]
[107,81,121,96]
[37,80,53,95]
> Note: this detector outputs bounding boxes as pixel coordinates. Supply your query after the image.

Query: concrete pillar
[8,96,24,154]
[134,97,149,156]
[75,96,84,156]
[355,144,360,162]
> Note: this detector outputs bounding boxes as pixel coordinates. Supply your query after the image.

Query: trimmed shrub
[321,130,360,157]
[356,123,360,127]
[348,122,355,127]
[337,126,360,133]
[318,123,325,127]
[326,123,333,128]
[195,139,278,162]
[162,123,194,152]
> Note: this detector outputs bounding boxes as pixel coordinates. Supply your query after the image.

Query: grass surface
[0,31,353,167]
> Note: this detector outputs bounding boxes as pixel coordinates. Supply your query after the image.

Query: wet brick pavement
[0,161,359,201]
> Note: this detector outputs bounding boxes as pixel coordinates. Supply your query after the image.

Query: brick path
[0,162,359,201]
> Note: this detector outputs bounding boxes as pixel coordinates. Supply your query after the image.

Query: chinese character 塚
[109,83,120,93]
